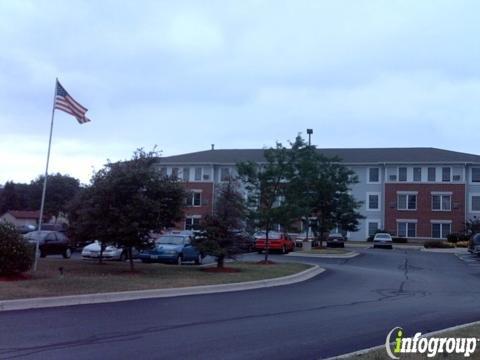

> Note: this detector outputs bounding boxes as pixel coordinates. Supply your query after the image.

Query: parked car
[24,230,72,258]
[232,230,256,252]
[373,233,393,249]
[81,241,138,261]
[254,231,295,254]
[294,232,317,248]
[138,231,202,265]
[327,233,345,248]
[468,233,480,256]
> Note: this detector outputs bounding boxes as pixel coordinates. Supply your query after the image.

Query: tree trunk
[217,254,225,268]
[128,247,134,271]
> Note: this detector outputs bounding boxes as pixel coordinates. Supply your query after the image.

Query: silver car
[373,233,393,249]
[81,241,138,261]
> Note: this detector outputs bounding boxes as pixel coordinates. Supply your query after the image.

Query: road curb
[323,320,480,359]
[286,251,359,259]
[0,264,324,312]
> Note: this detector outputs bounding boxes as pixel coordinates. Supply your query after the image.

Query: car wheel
[340,243,345,248]
[63,248,72,259]
[282,245,287,254]
[176,255,183,265]
[119,252,127,261]
[194,254,202,265]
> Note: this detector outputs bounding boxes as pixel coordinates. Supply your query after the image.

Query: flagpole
[34,78,58,272]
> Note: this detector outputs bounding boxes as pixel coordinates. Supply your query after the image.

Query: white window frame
[431,220,452,239]
[194,167,203,181]
[220,167,230,182]
[398,167,408,182]
[186,190,202,207]
[470,193,480,213]
[441,167,451,182]
[470,167,480,184]
[182,167,190,182]
[366,219,381,238]
[431,192,452,212]
[366,192,381,211]
[397,191,417,211]
[367,167,380,184]
[185,215,201,230]
[413,167,422,182]
[396,220,417,238]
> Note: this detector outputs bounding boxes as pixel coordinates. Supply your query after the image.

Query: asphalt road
[1,247,480,360]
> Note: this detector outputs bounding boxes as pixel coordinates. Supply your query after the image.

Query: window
[182,168,190,182]
[432,194,451,211]
[413,167,422,182]
[368,168,380,183]
[442,167,451,182]
[367,193,380,210]
[432,223,451,239]
[172,167,179,178]
[472,168,480,183]
[397,222,416,238]
[220,168,230,181]
[194,167,202,181]
[185,217,201,230]
[159,167,167,177]
[399,167,407,182]
[397,193,416,210]
[186,191,201,207]
[427,167,436,182]
[471,195,480,212]
[367,221,380,236]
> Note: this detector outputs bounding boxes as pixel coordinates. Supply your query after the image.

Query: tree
[286,135,363,247]
[0,181,30,214]
[194,179,247,268]
[237,143,292,263]
[0,222,33,275]
[28,173,81,220]
[68,149,186,271]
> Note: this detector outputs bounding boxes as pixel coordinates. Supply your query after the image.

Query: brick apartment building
[157,147,480,241]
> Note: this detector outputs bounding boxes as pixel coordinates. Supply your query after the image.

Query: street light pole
[307,128,313,146]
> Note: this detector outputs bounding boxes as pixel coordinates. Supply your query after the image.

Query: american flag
[54,80,91,124]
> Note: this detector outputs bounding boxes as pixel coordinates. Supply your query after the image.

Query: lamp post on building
[307,128,313,146]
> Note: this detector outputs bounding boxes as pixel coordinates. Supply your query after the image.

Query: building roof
[2,210,42,220]
[158,147,480,165]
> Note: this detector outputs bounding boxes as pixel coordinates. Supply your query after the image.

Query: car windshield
[157,236,185,245]
[24,231,49,240]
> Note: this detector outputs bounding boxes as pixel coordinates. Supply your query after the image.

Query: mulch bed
[202,267,241,273]
[256,260,276,265]
[0,273,32,282]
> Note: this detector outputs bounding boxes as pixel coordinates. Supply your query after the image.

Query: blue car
[139,232,202,265]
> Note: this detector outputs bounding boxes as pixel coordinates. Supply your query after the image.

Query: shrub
[392,237,408,243]
[447,233,460,243]
[0,222,34,275]
[424,240,455,249]
[456,241,469,248]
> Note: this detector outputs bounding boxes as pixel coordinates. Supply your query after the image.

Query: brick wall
[385,183,465,237]
[174,182,214,229]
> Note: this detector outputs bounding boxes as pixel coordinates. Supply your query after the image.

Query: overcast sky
[1,0,480,184]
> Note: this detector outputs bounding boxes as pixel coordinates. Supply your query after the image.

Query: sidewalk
[287,251,359,259]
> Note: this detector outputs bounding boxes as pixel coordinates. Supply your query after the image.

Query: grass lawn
[300,248,351,255]
[344,324,480,359]
[0,258,311,300]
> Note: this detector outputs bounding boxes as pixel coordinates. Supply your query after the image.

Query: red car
[254,231,295,254]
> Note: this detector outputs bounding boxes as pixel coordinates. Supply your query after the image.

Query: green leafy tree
[194,179,247,268]
[28,173,81,220]
[286,135,363,246]
[237,143,292,263]
[68,149,186,271]
[0,181,30,214]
